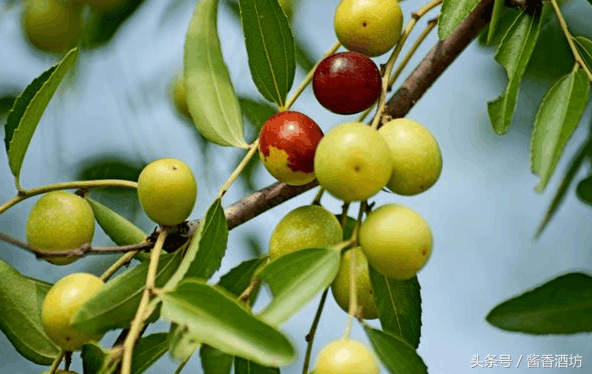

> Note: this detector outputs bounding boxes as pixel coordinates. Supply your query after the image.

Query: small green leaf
[438,0,480,40]
[335,215,356,241]
[531,68,589,192]
[257,248,340,326]
[488,11,543,135]
[0,259,59,365]
[218,257,266,303]
[238,0,295,107]
[573,36,592,74]
[71,250,183,334]
[161,279,295,367]
[486,272,592,334]
[81,0,146,49]
[235,357,280,374]
[364,327,428,374]
[87,198,147,246]
[168,323,200,362]
[486,0,506,45]
[369,266,422,349]
[184,0,247,148]
[201,344,234,374]
[81,342,115,374]
[4,48,78,184]
[165,198,228,290]
[131,333,169,374]
[576,175,592,206]
[478,7,521,47]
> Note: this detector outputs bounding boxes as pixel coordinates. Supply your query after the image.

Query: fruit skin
[359,204,432,280]
[269,205,342,260]
[137,158,197,226]
[314,339,379,374]
[23,0,80,53]
[26,191,95,265]
[313,52,381,115]
[314,122,393,202]
[259,111,324,186]
[331,247,379,319]
[171,74,191,119]
[41,273,105,351]
[378,118,442,195]
[334,0,403,57]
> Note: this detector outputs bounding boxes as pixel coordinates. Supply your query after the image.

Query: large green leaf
[486,272,592,334]
[576,175,592,206]
[160,279,295,367]
[488,11,543,135]
[531,68,589,192]
[131,333,169,374]
[369,266,422,349]
[257,248,340,326]
[438,0,480,40]
[164,198,228,290]
[168,323,200,362]
[364,327,428,374]
[0,260,59,365]
[87,198,147,246]
[235,357,280,374]
[573,36,592,74]
[486,0,506,45]
[4,48,78,184]
[184,0,247,148]
[71,250,183,334]
[238,0,295,107]
[201,343,234,374]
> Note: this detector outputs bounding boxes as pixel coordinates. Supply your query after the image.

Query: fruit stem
[47,349,65,374]
[121,227,168,374]
[301,288,329,374]
[311,187,325,205]
[174,356,191,374]
[0,179,138,216]
[218,139,260,199]
[343,238,358,340]
[284,41,341,111]
[101,251,139,282]
[340,202,350,229]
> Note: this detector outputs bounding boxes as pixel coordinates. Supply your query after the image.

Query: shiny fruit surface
[171,74,191,119]
[137,158,197,226]
[259,111,324,186]
[334,0,403,57]
[331,247,379,319]
[41,273,105,351]
[26,191,95,265]
[314,339,379,374]
[314,122,392,202]
[269,205,342,259]
[378,118,442,195]
[312,52,381,114]
[23,0,80,53]
[359,204,432,280]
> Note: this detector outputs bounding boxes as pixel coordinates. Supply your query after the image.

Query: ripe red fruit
[313,51,382,114]
[259,111,324,186]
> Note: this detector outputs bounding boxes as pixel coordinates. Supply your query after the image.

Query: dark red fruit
[258,111,324,186]
[312,51,382,115]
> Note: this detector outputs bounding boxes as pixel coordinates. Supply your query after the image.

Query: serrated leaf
[4,48,78,183]
[165,198,228,290]
[257,248,340,326]
[369,266,422,349]
[364,327,428,374]
[184,0,247,148]
[71,250,183,334]
[82,342,115,374]
[531,68,589,192]
[438,0,480,40]
[87,198,147,246]
[486,0,506,44]
[201,344,234,374]
[576,175,592,206]
[131,333,169,374]
[573,36,592,74]
[161,279,295,367]
[488,11,543,135]
[238,0,295,107]
[0,259,59,365]
[486,272,592,334]
[168,323,200,362]
[235,357,280,374]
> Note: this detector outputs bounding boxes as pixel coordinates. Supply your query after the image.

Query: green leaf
[576,175,592,206]
[364,327,428,374]
[184,0,247,148]
[235,357,280,374]
[82,342,115,374]
[438,0,480,40]
[131,333,169,374]
[87,198,147,246]
[535,140,591,238]
[165,198,228,290]
[168,323,200,362]
[81,0,146,49]
[0,259,59,365]
[478,7,521,47]
[71,250,183,334]
[486,0,506,45]
[369,266,422,349]
[487,11,543,135]
[160,279,295,367]
[531,68,589,192]
[573,36,592,74]
[239,97,278,132]
[218,257,266,303]
[257,248,340,326]
[201,344,234,374]
[335,215,356,241]
[238,0,295,107]
[486,272,592,334]
[4,48,78,183]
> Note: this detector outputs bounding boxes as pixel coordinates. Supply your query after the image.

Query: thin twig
[302,288,329,374]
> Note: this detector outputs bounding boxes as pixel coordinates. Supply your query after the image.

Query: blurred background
[1,0,592,373]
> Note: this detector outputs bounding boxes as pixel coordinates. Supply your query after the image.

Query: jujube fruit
[259,111,324,186]
[23,0,80,53]
[314,339,379,374]
[313,52,381,114]
[359,204,432,280]
[26,191,95,265]
[171,74,191,119]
